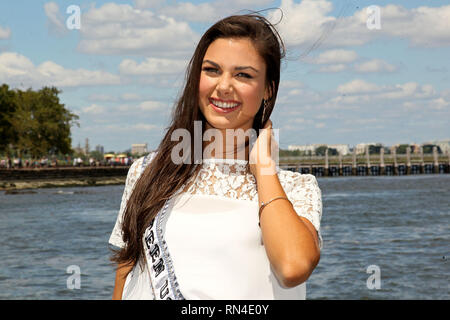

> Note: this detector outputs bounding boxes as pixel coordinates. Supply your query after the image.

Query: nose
[216,73,233,95]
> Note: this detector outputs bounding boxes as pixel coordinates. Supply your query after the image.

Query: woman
[109,13,323,300]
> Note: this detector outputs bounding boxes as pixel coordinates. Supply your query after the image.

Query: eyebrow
[202,60,259,73]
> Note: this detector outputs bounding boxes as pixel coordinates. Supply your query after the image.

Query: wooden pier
[279,146,450,177]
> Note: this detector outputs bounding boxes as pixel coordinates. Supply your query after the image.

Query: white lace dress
[109,152,323,300]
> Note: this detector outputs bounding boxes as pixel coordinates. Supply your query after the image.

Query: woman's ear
[264,80,275,101]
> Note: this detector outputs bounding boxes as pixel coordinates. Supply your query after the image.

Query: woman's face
[198,37,269,132]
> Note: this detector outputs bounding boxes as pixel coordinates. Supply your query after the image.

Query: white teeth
[211,100,239,109]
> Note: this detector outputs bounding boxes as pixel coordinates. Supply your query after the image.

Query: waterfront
[0,174,448,299]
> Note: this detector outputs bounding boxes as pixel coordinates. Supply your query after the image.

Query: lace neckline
[181,157,257,201]
[201,157,248,165]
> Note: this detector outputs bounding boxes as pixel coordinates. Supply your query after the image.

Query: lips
[209,98,241,114]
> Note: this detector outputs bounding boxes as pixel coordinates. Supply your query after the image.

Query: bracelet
[258,196,292,227]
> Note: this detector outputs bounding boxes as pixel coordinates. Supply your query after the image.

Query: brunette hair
[111,12,286,272]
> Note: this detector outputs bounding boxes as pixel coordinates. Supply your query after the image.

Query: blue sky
[0,0,449,152]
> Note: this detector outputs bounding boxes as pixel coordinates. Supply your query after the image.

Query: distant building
[288,143,350,155]
[288,144,318,155]
[84,138,90,155]
[95,144,104,155]
[431,139,450,154]
[74,142,84,155]
[410,143,421,154]
[132,143,148,155]
[389,144,399,154]
[355,142,379,154]
[327,144,351,155]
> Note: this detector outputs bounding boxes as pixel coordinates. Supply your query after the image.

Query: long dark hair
[111,12,286,272]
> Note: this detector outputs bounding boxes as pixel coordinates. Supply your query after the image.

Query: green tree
[328,148,338,156]
[369,145,382,154]
[2,85,79,158]
[0,84,18,155]
[89,150,104,161]
[422,144,442,154]
[279,149,301,157]
[315,145,328,156]
[396,144,410,154]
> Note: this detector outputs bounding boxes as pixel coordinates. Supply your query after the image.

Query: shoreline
[0,177,126,193]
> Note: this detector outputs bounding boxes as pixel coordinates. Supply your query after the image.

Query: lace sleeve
[108,156,145,248]
[279,171,323,249]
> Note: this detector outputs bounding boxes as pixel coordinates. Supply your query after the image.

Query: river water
[0,174,448,299]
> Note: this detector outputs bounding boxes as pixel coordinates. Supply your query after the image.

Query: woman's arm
[112,262,134,300]
[255,169,321,288]
[250,120,320,288]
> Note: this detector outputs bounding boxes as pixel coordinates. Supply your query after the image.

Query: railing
[279,146,450,176]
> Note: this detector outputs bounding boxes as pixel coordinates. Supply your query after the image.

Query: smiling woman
[109,12,323,300]
[199,38,269,133]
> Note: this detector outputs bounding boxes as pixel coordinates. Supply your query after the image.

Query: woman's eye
[203,67,218,73]
[202,67,252,79]
[237,72,252,79]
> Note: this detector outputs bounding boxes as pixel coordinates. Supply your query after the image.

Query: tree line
[0,84,79,158]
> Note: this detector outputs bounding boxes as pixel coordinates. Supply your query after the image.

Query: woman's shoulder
[140,151,158,169]
[125,151,157,185]
[277,168,319,187]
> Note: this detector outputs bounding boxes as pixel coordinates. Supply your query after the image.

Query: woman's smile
[209,97,242,113]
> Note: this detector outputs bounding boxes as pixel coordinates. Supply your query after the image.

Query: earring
[261,99,268,127]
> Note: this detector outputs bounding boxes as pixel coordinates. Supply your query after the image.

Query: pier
[1,145,449,190]
[279,146,450,177]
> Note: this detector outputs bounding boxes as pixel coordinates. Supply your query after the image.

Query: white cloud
[87,92,144,102]
[328,94,371,106]
[132,123,159,131]
[101,123,160,132]
[354,59,397,73]
[337,79,382,94]
[87,93,117,102]
[44,2,67,35]
[82,104,106,114]
[139,100,165,111]
[312,49,358,64]
[334,81,439,105]
[289,117,314,125]
[0,52,34,76]
[121,93,142,101]
[77,3,199,56]
[0,26,11,39]
[159,2,217,23]
[317,64,346,73]
[134,0,165,9]
[379,4,450,48]
[269,1,450,53]
[402,97,449,111]
[377,82,419,100]
[0,52,120,88]
[315,122,326,128]
[281,80,304,88]
[429,98,449,110]
[155,0,274,23]
[113,100,166,113]
[268,0,338,49]
[119,57,188,76]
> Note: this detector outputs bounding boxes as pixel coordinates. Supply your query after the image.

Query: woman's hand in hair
[249,119,278,178]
